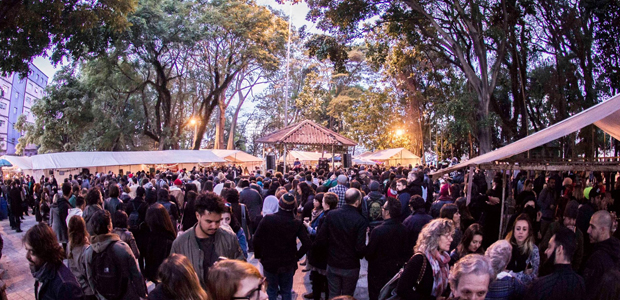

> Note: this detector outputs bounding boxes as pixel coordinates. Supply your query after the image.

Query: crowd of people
[2,163,620,300]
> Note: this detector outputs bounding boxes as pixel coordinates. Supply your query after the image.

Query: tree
[188,0,288,149]
[305,0,512,154]
[0,0,135,76]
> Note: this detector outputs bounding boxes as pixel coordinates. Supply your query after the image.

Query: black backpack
[128,202,142,231]
[92,241,128,299]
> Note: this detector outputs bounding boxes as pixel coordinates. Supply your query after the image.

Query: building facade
[0,63,48,156]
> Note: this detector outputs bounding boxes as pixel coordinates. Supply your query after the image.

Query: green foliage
[0,0,136,76]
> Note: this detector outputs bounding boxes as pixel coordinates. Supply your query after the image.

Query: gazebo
[256,120,357,171]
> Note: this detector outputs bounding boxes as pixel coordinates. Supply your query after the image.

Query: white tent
[15,150,226,180]
[433,93,620,176]
[208,150,263,169]
[279,151,332,164]
[352,158,376,165]
[362,148,422,166]
[2,155,33,170]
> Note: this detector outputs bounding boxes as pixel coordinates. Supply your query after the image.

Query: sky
[33,0,315,80]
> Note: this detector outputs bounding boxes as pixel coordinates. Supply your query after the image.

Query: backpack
[367,196,384,222]
[128,202,142,231]
[92,241,128,300]
[239,203,251,239]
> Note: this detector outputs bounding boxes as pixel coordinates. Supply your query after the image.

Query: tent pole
[499,169,507,240]
[283,144,287,174]
[467,166,475,206]
[331,144,335,171]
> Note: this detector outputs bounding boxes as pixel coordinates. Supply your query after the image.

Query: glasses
[232,277,266,300]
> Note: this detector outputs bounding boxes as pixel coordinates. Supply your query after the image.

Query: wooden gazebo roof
[256,120,357,146]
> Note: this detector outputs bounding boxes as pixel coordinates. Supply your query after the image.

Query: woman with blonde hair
[505,213,540,285]
[397,218,454,300]
[207,259,267,300]
[148,254,208,300]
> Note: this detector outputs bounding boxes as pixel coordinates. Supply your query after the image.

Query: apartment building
[0,63,48,156]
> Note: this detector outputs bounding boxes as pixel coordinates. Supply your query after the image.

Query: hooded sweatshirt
[582,236,620,299]
[84,233,147,300]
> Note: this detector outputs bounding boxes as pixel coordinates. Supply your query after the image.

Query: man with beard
[171,192,245,288]
[24,223,83,300]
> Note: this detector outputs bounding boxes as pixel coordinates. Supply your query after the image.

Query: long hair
[207,259,262,300]
[158,254,208,300]
[298,182,315,206]
[505,213,535,255]
[68,216,90,258]
[457,223,484,257]
[23,223,65,265]
[146,203,176,236]
[414,218,455,254]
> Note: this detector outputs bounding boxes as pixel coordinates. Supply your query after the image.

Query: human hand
[566,225,576,233]
[486,196,500,205]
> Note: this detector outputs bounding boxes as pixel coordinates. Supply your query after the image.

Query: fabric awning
[30,150,226,170]
[362,148,421,161]
[432,93,620,176]
[208,150,263,163]
[1,156,33,170]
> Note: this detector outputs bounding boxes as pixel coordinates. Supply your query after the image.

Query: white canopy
[280,151,332,162]
[433,93,620,176]
[362,148,422,166]
[30,150,226,170]
[353,158,376,165]
[2,155,33,170]
[208,150,263,163]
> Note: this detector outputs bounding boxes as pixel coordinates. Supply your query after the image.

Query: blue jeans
[326,265,359,297]
[264,269,295,300]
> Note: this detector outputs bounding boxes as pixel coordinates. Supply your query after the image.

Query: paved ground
[0,215,369,300]
[1,214,36,300]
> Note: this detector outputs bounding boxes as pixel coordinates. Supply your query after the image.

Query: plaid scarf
[426,249,451,297]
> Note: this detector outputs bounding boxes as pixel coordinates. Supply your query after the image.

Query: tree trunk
[227,102,243,150]
[214,103,226,149]
[476,91,492,155]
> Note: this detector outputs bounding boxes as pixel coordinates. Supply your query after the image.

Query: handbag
[378,252,427,300]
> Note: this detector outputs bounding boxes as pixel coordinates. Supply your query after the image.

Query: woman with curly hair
[397,218,454,300]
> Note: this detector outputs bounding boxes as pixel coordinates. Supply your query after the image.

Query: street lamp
[395,129,404,136]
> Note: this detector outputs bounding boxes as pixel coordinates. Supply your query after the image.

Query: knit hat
[279,193,296,211]
[337,175,348,184]
[369,181,380,191]
[584,186,592,200]
[562,177,573,187]
[564,200,579,219]
[174,179,183,186]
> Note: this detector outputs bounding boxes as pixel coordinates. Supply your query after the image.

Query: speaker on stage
[277,162,284,173]
[343,153,352,168]
[266,155,276,170]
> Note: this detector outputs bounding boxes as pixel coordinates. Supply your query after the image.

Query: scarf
[311,208,323,222]
[426,249,451,297]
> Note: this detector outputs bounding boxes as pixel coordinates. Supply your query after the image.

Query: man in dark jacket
[525,227,586,300]
[362,181,386,229]
[51,183,71,250]
[253,193,311,300]
[24,223,84,300]
[403,195,432,252]
[582,210,620,299]
[366,197,409,300]
[104,183,124,223]
[396,179,411,222]
[239,179,263,234]
[315,188,368,297]
[9,179,23,232]
[84,210,147,300]
[538,177,557,237]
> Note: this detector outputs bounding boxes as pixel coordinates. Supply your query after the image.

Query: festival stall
[22,150,226,180]
[208,149,264,169]
[0,155,34,178]
[278,150,333,165]
[362,148,422,166]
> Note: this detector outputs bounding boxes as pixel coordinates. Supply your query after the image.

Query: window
[28,83,33,90]
[0,120,5,126]
[13,107,17,114]
[15,91,19,99]
[26,96,31,105]
[0,102,6,110]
